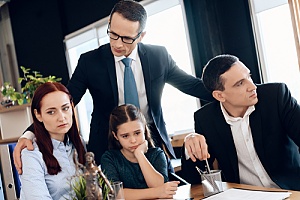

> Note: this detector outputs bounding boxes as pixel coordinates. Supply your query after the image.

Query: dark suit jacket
[67,43,212,164]
[181,83,300,190]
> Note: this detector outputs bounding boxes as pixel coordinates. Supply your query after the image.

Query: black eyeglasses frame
[107,25,142,44]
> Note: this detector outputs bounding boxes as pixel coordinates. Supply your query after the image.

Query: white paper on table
[203,188,291,200]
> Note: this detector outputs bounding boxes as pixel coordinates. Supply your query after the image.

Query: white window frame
[249,0,300,101]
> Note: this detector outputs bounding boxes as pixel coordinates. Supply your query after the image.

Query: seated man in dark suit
[181,54,300,190]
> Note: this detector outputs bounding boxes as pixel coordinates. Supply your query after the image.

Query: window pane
[142,4,197,135]
[253,4,300,101]
[66,38,98,142]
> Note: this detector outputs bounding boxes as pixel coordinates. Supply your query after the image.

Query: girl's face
[113,120,145,153]
[34,91,73,142]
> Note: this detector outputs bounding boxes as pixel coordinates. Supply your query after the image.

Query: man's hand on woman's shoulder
[13,138,34,174]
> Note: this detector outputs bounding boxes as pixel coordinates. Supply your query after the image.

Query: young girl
[20,82,86,199]
[101,104,179,199]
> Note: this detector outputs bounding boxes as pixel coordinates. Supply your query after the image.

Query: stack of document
[204,188,291,200]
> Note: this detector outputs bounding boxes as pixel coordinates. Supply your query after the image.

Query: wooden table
[173,182,300,199]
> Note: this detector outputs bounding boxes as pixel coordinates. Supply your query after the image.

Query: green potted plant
[1,66,62,106]
[70,173,111,200]
[0,82,24,106]
[18,66,62,101]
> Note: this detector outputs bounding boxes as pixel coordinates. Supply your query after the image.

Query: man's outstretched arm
[13,124,35,174]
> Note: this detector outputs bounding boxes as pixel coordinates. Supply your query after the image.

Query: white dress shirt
[220,103,279,188]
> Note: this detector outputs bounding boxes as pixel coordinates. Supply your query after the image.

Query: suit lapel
[104,45,119,106]
[138,43,152,108]
[214,104,240,181]
[249,105,265,164]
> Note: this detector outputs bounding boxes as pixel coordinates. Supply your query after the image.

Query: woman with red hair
[19,82,86,199]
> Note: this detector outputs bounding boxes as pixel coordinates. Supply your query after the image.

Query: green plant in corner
[1,66,62,106]
[1,82,24,105]
[18,66,62,101]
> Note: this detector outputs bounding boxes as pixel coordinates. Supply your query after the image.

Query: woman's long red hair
[31,82,86,175]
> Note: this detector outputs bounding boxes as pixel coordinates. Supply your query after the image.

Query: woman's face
[34,91,73,141]
[113,120,145,153]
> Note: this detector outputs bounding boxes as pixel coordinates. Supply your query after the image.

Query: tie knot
[122,58,132,68]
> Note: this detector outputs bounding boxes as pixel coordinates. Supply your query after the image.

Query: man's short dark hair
[202,54,239,93]
[109,0,147,33]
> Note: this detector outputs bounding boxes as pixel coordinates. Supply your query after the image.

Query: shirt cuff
[184,146,191,160]
[19,131,35,141]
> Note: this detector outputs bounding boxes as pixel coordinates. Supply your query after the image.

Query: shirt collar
[220,102,255,125]
[51,136,71,150]
[114,45,138,63]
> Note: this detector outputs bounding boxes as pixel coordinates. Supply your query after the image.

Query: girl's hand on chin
[134,140,148,156]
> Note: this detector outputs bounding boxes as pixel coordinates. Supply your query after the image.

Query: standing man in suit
[14,0,212,172]
[181,54,300,190]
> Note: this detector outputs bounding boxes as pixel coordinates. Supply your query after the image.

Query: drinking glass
[108,181,124,200]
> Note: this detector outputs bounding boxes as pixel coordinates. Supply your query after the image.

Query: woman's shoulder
[21,141,45,168]
[21,141,41,157]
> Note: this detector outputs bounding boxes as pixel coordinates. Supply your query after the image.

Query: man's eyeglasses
[107,28,142,44]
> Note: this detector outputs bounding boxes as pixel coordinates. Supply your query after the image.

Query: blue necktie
[122,58,140,108]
